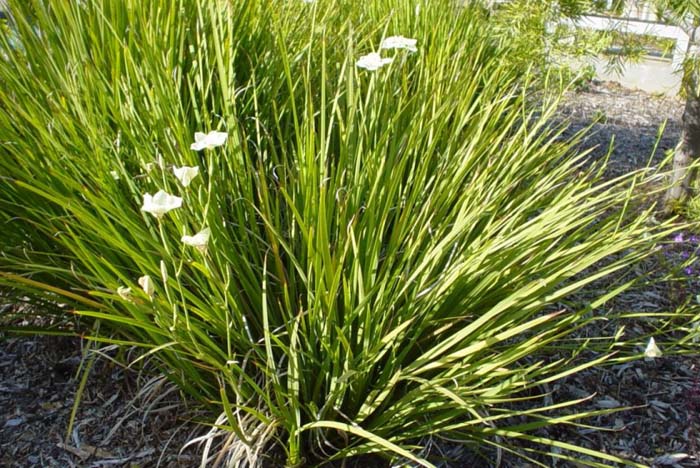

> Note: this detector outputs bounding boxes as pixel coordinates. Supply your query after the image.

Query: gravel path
[1,81,697,468]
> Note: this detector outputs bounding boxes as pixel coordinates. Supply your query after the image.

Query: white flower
[110,170,120,180]
[380,36,418,53]
[138,275,155,299]
[182,227,211,252]
[117,286,132,301]
[141,190,183,219]
[190,131,228,151]
[173,166,200,187]
[356,52,393,71]
[644,337,662,358]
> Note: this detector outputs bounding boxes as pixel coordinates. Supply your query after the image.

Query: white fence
[611,0,657,21]
[561,14,689,70]
[488,0,690,70]
[552,1,688,95]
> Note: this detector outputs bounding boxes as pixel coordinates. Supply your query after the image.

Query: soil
[1,81,699,467]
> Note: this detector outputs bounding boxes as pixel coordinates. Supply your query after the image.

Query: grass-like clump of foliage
[0,0,678,465]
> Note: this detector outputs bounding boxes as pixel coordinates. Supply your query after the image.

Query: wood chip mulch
[0,334,202,467]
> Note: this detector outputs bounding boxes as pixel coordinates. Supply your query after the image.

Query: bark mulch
[0,334,203,467]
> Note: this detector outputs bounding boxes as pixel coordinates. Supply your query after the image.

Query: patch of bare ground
[1,81,699,467]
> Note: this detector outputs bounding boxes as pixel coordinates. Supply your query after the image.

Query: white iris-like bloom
[138,275,154,299]
[190,131,228,151]
[644,337,662,358]
[141,190,183,219]
[117,286,132,301]
[356,52,393,71]
[173,166,200,187]
[380,36,418,53]
[182,227,211,252]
